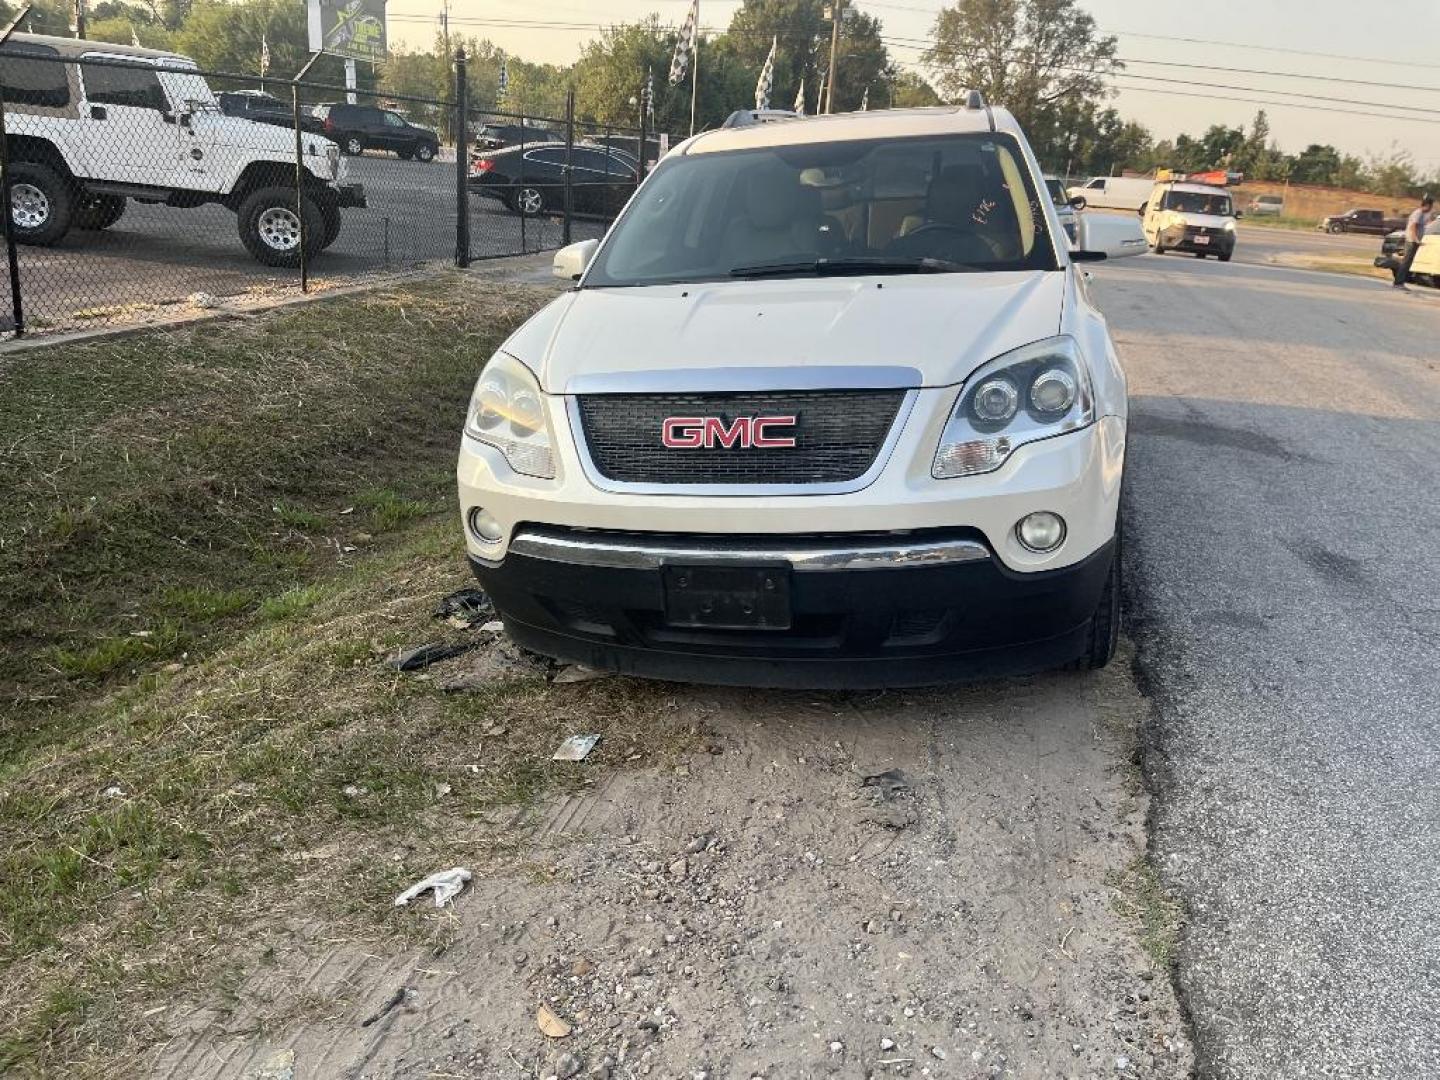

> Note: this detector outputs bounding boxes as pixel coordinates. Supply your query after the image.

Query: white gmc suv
[457,101,1142,688]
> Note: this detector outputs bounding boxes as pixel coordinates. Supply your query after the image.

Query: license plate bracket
[661,564,792,630]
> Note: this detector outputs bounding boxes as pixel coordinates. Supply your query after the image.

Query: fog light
[467,506,503,544]
[1016,511,1066,553]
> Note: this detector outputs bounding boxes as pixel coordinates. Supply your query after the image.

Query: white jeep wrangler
[458,100,1144,688]
[0,33,364,266]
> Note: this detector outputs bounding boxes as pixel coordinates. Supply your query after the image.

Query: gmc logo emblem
[661,415,798,449]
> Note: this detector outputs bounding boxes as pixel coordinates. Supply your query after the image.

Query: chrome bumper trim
[506,527,991,572]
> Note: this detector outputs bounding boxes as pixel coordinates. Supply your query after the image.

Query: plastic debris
[861,768,911,801]
[553,734,601,762]
[434,588,494,628]
[393,867,472,908]
[387,641,473,671]
[249,1049,295,1080]
[552,663,611,684]
[537,1003,572,1039]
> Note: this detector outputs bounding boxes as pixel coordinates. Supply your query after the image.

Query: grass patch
[1108,855,1185,970]
[0,274,703,1076]
[1240,214,1320,231]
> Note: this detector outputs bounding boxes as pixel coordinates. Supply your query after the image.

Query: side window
[1086,178,1104,190]
[0,44,70,108]
[83,61,167,111]
[383,111,407,128]
[528,148,566,166]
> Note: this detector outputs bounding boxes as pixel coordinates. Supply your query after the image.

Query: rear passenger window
[0,44,69,108]
[83,60,168,111]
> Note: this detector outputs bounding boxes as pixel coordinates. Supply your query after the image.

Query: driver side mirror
[552,238,600,281]
[1234,209,1244,218]
[1067,194,1087,211]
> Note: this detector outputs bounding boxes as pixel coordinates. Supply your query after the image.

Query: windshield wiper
[729,256,977,279]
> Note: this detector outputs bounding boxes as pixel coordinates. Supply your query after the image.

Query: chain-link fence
[0,35,652,337]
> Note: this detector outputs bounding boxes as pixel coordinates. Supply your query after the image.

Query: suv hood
[509,273,1066,393]
[192,111,338,156]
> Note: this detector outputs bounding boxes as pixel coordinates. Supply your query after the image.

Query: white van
[1067,176,1155,213]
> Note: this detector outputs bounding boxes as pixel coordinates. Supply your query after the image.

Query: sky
[383,0,1440,174]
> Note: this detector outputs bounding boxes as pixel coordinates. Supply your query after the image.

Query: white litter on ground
[393,867,473,908]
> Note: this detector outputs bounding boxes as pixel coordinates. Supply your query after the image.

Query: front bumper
[333,183,366,209]
[470,529,1115,688]
[1166,228,1235,255]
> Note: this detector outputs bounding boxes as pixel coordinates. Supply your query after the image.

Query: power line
[1104,78,1440,127]
[1114,56,1440,95]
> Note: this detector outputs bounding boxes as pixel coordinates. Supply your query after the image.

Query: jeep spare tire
[237,187,323,267]
[74,193,126,230]
[8,161,73,246]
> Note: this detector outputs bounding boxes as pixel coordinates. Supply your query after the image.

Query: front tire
[1219,251,1233,262]
[1070,535,1121,671]
[415,142,435,163]
[317,201,341,250]
[1327,222,1343,234]
[8,161,73,246]
[236,186,323,268]
[343,135,364,156]
[73,193,126,230]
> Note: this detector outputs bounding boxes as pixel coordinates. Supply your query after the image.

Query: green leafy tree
[923,0,1120,149]
[1290,143,1341,185]
[726,0,892,114]
[1365,146,1420,197]
[888,70,941,108]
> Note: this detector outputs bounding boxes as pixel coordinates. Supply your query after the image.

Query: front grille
[576,390,905,485]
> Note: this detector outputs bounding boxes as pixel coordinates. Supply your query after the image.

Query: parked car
[473,122,563,151]
[1317,207,1406,235]
[1142,181,1237,260]
[1066,175,1155,213]
[457,96,1146,688]
[313,102,439,160]
[217,89,325,133]
[469,143,638,217]
[1246,193,1283,216]
[0,33,363,266]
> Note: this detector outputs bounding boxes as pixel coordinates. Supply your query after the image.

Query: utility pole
[70,0,85,39]
[439,0,451,65]
[824,0,843,113]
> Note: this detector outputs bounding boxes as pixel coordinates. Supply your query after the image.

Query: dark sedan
[217,90,326,134]
[469,143,639,217]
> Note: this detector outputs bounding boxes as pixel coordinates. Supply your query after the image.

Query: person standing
[1392,194,1434,289]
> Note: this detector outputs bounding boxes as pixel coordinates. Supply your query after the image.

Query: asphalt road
[5,153,605,331]
[1088,253,1440,1076]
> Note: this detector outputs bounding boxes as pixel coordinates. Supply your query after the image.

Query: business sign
[308,0,387,63]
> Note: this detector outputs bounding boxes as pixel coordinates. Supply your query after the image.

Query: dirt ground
[148,643,1192,1080]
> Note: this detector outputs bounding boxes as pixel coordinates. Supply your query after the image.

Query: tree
[923,0,1120,147]
[1366,145,1420,197]
[888,70,941,108]
[725,0,893,114]
[572,19,674,129]
[1290,144,1342,185]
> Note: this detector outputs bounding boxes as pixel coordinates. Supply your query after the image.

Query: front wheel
[343,135,364,156]
[414,142,435,163]
[236,186,323,267]
[1070,536,1121,671]
[1218,251,1233,262]
[1327,222,1343,234]
[73,193,126,230]
[509,185,548,216]
[8,161,73,246]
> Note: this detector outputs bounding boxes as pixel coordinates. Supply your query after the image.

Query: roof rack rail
[720,108,802,129]
[961,88,996,133]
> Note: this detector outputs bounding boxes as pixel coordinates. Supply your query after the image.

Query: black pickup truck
[1317,207,1407,235]
[217,91,327,135]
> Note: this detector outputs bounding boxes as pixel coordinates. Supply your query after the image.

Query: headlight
[464,352,556,479]
[933,336,1094,478]
[1223,218,1236,231]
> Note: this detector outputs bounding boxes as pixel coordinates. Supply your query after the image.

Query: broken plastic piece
[553,734,601,762]
[393,867,473,908]
[434,588,494,627]
[387,642,473,671]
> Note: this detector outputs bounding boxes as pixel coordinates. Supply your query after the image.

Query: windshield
[1164,190,1232,216]
[584,132,1058,287]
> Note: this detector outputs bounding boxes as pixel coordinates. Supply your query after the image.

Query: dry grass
[0,274,704,1075]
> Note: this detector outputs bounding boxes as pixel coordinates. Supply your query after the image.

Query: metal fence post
[454,47,470,267]
[563,89,574,247]
[518,110,527,253]
[292,51,321,293]
[0,5,33,336]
